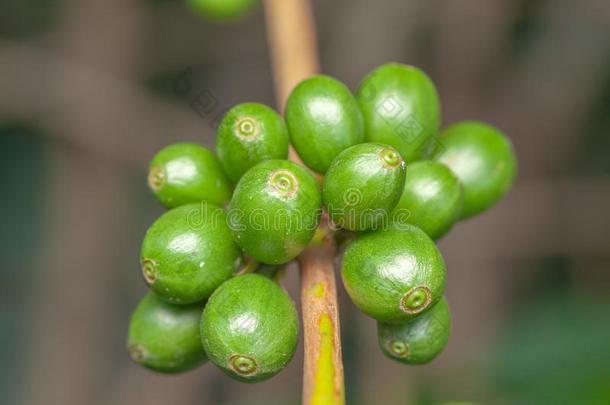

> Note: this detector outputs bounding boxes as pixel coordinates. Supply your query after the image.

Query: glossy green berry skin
[341,225,446,323]
[323,143,406,231]
[392,160,463,240]
[186,0,259,21]
[216,103,289,183]
[435,121,517,219]
[148,143,232,208]
[285,75,364,173]
[127,292,207,373]
[378,297,451,365]
[200,274,298,382]
[356,63,441,163]
[228,159,321,264]
[140,203,241,304]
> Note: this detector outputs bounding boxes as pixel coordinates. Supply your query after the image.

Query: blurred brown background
[1,0,610,404]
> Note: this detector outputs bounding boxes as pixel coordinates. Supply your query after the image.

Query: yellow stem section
[311,313,339,404]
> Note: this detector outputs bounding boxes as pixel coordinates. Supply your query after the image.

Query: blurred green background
[1,0,609,404]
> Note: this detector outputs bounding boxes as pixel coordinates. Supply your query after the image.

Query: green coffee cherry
[228,159,321,264]
[201,274,298,382]
[148,143,232,208]
[127,292,207,373]
[285,75,364,173]
[378,297,451,364]
[186,0,259,21]
[216,103,289,183]
[341,225,446,323]
[140,203,241,304]
[356,63,441,162]
[392,160,463,240]
[323,143,405,231]
[436,121,517,219]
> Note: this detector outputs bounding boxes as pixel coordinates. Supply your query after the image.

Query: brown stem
[263,0,320,108]
[263,1,345,404]
[298,231,345,405]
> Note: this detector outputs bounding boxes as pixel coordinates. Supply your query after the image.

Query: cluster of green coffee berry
[127,63,516,381]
